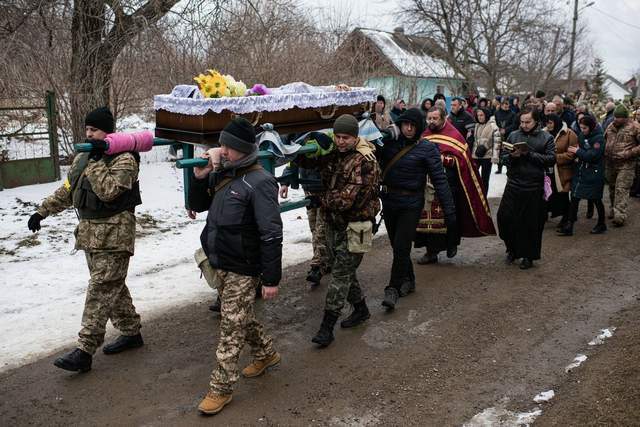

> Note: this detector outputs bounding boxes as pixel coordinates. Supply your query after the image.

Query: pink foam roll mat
[104,130,154,154]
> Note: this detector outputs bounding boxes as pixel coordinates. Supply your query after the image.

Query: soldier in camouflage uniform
[297,115,381,347]
[27,107,143,373]
[604,104,640,226]
[189,117,283,415]
[280,158,332,285]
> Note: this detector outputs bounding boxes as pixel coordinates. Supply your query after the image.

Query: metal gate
[0,91,60,190]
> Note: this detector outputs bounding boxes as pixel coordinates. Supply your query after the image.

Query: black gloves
[305,194,322,209]
[27,212,44,232]
[88,139,108,161]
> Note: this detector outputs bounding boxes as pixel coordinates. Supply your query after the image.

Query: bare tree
[400,0,591,96]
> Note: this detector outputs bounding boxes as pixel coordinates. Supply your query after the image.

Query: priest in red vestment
[415,106,496,264]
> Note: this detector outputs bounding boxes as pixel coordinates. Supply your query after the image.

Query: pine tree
[590,57,609,102]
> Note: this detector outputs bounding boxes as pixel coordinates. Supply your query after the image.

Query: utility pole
[568,0,595,93]
[568,0,578,93]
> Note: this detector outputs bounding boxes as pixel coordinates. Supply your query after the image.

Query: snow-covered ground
[0,116,507,371]
[0,160,322,371]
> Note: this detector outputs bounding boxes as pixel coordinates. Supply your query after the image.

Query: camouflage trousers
[209,270,275,395]
[324,221,365,315]
[605,162,635,222]
[78,251,141,355]
[306,205,331,274]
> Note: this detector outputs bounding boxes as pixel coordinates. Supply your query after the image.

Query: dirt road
[2,199,640,426]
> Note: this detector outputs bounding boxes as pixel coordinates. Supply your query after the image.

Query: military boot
[242,352,281,378]
[198,391,232,415]
[382,287,399,310]
[398,279,416,297]
[340,299,370,328]
[103,333,144,355]
[311,310,339,347]
[306,266,322,285]
[53,348,92,372]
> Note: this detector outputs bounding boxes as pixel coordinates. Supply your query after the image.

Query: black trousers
[477,158,492,196]
[571,197,605,225]
[383,206,422,289]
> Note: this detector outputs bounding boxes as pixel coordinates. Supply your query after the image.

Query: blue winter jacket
[572,127,606,200]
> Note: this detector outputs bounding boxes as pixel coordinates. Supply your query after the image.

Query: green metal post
[45,91,60,180]
[182,143,194,209]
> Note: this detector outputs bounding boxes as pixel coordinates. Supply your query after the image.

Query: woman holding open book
[497,107,556,270]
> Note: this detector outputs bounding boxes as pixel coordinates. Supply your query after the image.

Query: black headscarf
[545,113,563,137]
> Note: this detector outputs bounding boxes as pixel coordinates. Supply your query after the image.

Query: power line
[592,6,640,31]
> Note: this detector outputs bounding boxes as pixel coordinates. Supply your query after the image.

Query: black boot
[102,333,144,355]
[311,310,339,347]
[306,266,322,285]
[382,287,399,310]
[506,251,516,264]
[590,223,607,234]
[446,246,458,259]
[398,279,416,297]
[209,296,221,312]
[557,221,574,236]
[53,348,92,372]
[520,258,533,270]
[417,252,438,265]
[340,299,370,328]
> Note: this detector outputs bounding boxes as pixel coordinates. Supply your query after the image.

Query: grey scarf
[218,150,258,172]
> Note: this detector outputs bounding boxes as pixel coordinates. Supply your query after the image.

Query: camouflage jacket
[37,153,139,254]
[604,121,640,165]
[299,137,381,224]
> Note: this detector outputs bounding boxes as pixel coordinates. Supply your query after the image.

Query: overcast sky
[301,0,640,82]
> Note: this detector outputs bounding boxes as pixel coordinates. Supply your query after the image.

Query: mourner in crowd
[372,94,392,130]
[543,113,578,233]
[494,98,517,174]
[190,117,283,415]
[562,115,607,235]
[448,97,476,151]
[604,104,640,227]
[390,99,407,122]
[28,107,144,373]
[472,107,501,195]
[296,115,381,347]
[420,98,434,115]
[376,108,455,310]
[415,106,496,265]
[497,107,556,270]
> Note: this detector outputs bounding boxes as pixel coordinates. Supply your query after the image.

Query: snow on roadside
[464,402,541,427]
[565,354,588,373]
[533,390,555,403]
[0,161,313,372]
[588,327,616,346]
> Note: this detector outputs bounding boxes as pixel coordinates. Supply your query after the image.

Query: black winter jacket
[190,164,283,285]
[494,109,517,138]
[448,109,476,145]
[377,136,455,219]
[502,128,556,191]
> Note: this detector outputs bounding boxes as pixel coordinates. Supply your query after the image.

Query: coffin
[154,83,377,144]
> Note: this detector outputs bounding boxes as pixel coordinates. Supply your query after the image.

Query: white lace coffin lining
[154,83,377,115]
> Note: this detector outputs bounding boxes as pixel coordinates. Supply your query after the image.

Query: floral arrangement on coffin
[193,69,248,98]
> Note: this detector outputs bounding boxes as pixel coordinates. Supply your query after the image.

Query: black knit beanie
[85,107,114,134]
[219,117,257,154]
[333,114,359,137]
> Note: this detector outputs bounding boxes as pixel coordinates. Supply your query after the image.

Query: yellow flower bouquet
[193,69,248,98]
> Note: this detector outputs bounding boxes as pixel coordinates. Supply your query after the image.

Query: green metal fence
[0,91,60,190]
